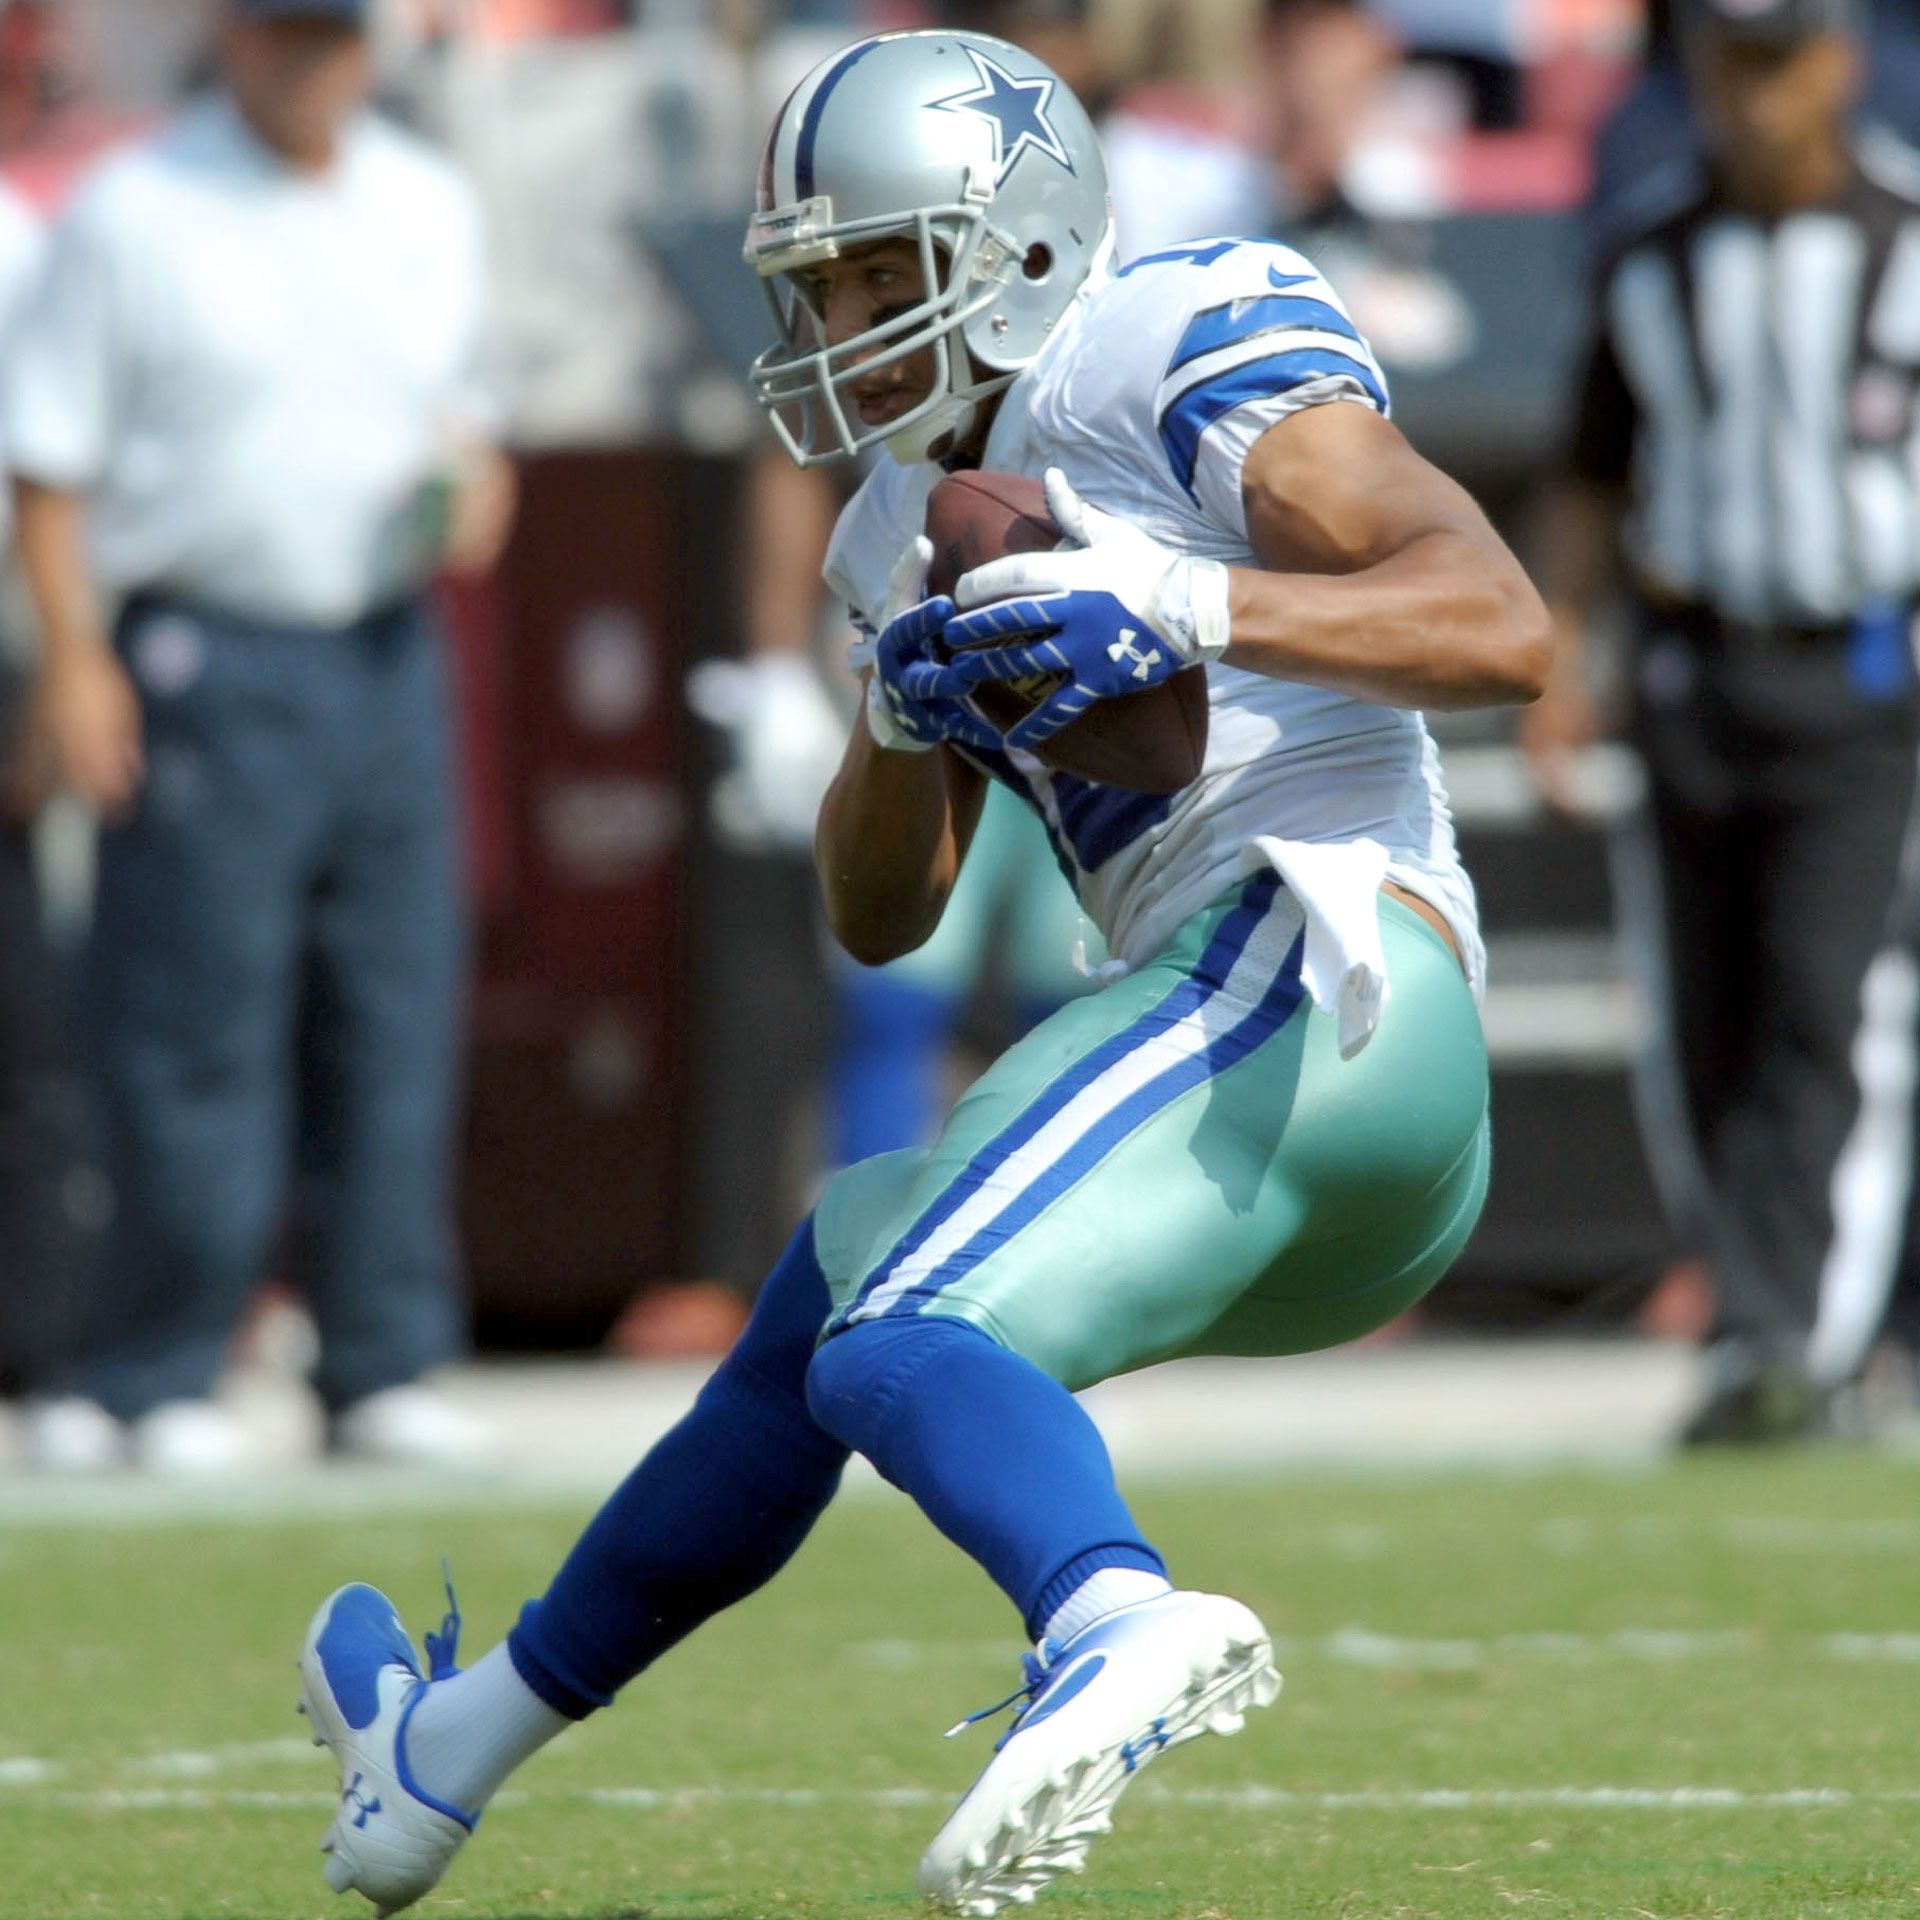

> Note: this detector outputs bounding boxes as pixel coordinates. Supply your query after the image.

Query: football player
[295,28,1549,1917]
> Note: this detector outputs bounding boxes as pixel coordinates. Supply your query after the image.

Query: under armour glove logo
[926,467,1231,749]
[1107,630,1163,682]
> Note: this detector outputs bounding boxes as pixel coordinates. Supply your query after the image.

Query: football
[924,470,1209,794]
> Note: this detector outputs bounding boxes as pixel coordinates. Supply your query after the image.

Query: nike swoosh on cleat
[1012,1653,1107,1735]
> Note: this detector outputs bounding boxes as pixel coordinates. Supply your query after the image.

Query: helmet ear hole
[1022,243,1054,282]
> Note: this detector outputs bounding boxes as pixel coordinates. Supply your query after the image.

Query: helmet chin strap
[883,393,977,466]
[880,227,1115,467]
[881,365,1018,466]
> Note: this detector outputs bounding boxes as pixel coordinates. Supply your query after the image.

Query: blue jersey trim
[1166,293,1365,376]
[1158,347,1389,497]
[956,748,1175,878]
[1115,238,1244,278]
[1050,776,1176,875]
[954,742,1081,888]
[837,873,1286,1324]
[796,41,881,200]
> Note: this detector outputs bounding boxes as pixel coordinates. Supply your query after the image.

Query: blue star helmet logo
[930,48,1076,188]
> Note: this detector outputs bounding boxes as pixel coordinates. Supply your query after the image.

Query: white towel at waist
[1239,834,1392,1059]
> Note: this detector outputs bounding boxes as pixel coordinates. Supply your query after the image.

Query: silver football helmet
[744,29,1114,466]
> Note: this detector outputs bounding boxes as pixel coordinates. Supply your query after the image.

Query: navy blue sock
[805,1316,1166,1642]
[508,1221,848,1718]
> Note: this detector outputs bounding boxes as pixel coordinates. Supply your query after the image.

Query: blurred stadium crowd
[3,0,1920,1472]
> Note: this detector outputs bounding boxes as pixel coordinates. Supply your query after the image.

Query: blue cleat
[919,1591,1281,1915]
[297,1582,474,1917]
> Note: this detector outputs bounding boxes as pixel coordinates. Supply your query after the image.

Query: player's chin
[854,388,928,429]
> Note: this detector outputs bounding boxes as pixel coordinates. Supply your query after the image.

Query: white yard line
[39,1789,337,1812]
[127,1739,319,1777]
[1535,1515,1920,1554]
[5,1624,1912,1815]
[1719,1516,1920,1551]
[844,1628,1920,1671]
[1823,1633,1920,1661]
[1164,1787,1891,1811]
[6,1783,1918,1817]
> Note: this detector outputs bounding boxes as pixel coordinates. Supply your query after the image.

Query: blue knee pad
[806,1316,1164,1640]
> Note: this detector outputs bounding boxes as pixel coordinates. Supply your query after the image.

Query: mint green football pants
[813,870,1489,1391]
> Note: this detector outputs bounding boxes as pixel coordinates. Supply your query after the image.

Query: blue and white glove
[938,468,1232,750]
[854,536,1002,754]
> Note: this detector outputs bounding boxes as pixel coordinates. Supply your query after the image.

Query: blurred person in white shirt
[4,0,514,1476]
[0,177,41,566]
[0,171,84,1413]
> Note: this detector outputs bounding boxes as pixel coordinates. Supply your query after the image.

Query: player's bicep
[1239,402,1504,577]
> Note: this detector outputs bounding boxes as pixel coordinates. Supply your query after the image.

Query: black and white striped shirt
[1573,124,1920,628]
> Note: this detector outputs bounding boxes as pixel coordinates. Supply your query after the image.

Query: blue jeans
[75,595,468,1418]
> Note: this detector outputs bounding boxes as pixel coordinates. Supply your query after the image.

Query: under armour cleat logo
[1107,630,1163,683]
[343,1771,383,1828]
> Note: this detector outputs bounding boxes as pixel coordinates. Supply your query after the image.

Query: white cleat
[297,1583,474,1916]
[919,1590,1281,1916]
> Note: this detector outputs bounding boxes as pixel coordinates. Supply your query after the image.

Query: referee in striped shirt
[1525,0,1920,1444]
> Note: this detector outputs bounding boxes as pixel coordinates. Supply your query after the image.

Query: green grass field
[3,1454,1918,1919]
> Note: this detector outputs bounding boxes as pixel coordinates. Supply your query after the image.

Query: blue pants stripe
[836,870,1285,1327]
[874,930,1306,1318]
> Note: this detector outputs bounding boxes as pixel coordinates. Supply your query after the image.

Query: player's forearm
[13,479,109,664]
[1220,528,1552,710]
[815,718,976,966]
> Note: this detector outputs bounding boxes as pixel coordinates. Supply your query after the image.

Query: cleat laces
[945,1644,1061,1749]
[422,1558,463,1682]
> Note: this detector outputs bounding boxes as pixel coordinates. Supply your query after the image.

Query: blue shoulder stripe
[1158,347,1389,496]
[1114,238,1244,278]
[1166,293,1364,376]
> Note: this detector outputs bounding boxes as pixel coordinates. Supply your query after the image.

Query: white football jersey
[824,237,1485,1000]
